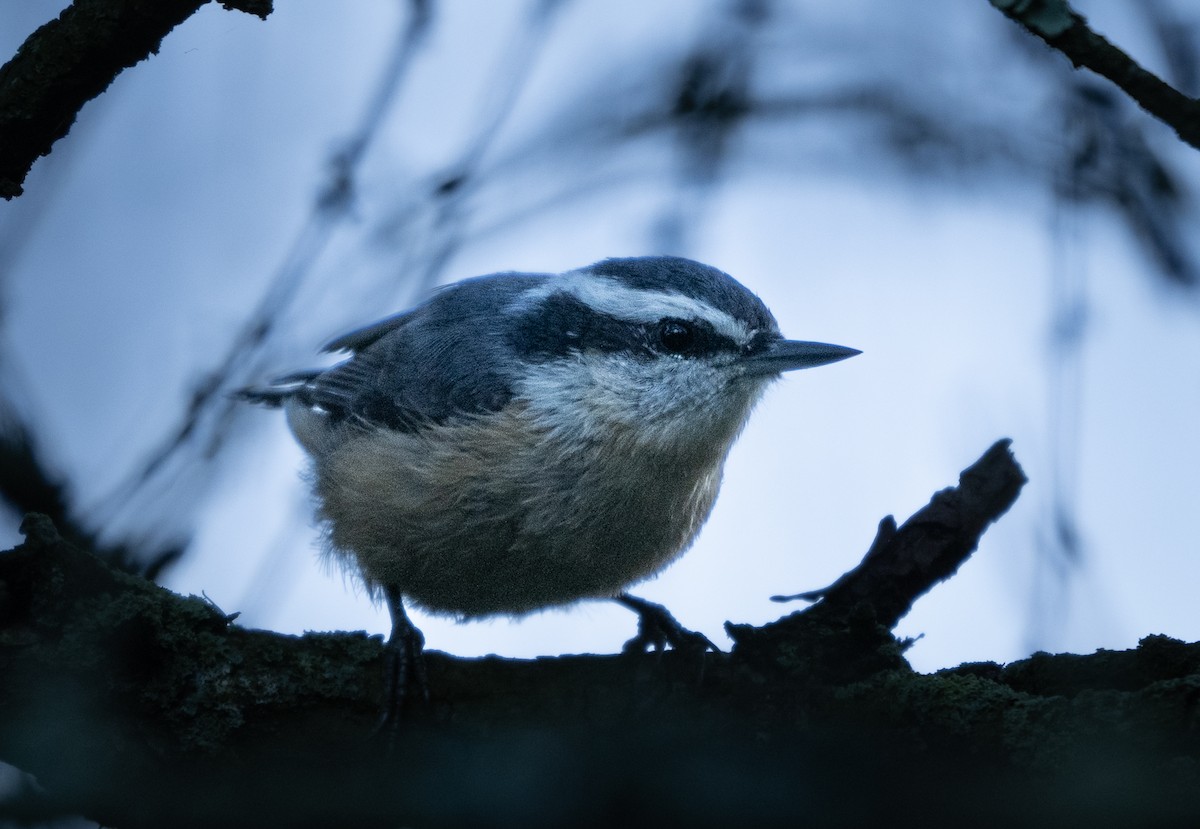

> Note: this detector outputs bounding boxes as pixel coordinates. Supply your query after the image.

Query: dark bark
[767,438,1027,627]
[728,438,1027,684]
[0,0,271,199]
[2,442,1199,827]
[991,0,1200,150]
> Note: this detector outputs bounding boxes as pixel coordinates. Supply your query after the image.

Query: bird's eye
[657,319,695,354]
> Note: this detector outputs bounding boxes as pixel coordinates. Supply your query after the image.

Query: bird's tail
[233,370,323,408]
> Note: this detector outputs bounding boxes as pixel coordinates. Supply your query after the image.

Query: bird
[239,255,858,720]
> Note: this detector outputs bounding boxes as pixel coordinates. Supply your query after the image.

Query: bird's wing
[241,275,544,432]
[321,310,411,353]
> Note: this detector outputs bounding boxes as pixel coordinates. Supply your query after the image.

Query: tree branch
[728,438,1026,681]
[3,443,1199,826]
[770,438,1026,627]
[990,0,1200,151]
[0,0,272,199]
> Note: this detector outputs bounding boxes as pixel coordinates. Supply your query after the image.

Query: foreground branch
[2,442,1199,827]
[990,0,1200,150]
[0,0,272,199]
[727,438,1025,681]
[771,438,1026,627]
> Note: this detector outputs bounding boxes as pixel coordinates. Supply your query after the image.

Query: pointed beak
[740,339,861,377]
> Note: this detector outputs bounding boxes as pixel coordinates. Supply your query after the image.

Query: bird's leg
[615,593,722,656]
[378,586,429,733]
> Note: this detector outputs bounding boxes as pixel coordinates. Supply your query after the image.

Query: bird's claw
[616,593,722,656]
[373,590,430,745]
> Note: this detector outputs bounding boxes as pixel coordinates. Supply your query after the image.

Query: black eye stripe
[652,317,734,358]
[511,292,740,362]
[513,292,649,360]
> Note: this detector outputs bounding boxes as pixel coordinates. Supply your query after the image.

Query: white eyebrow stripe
[513,271,753,344]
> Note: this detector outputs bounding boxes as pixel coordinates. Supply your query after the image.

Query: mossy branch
[2,442,1199,826]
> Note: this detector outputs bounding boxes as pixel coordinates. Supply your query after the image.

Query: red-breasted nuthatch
[241,256,858,714]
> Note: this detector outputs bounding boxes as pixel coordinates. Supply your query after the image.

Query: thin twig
[990,0,1200,151]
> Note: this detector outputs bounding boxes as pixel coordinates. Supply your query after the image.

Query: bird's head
[501,256,859,452]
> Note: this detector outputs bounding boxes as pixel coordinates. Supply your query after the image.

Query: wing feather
[240,273,544,432]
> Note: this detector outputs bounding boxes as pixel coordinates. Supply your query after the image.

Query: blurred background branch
[0,0,272,199]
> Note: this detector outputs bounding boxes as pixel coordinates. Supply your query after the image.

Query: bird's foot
[379,623,428,718]
[373,590,429,745]
[616,593,722,657]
